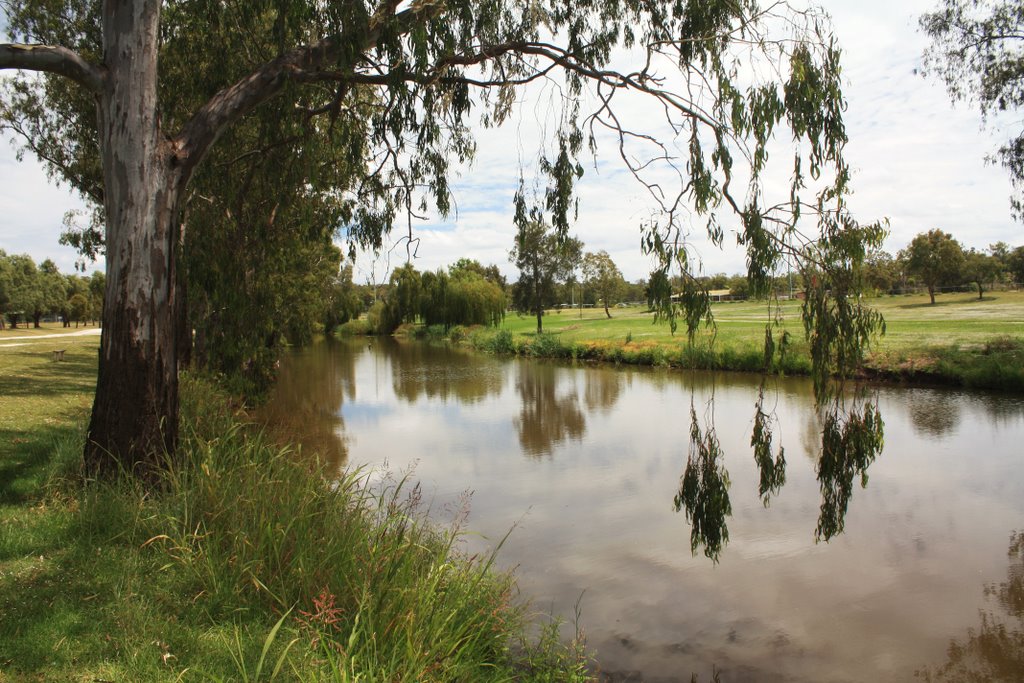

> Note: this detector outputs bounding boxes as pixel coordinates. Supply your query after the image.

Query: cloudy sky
[1,0,1020,281]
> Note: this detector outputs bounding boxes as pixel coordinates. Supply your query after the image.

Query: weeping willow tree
[421,268,506,330]
[2,0,883,491]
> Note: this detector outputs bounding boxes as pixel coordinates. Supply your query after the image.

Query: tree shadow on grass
[0,354,97,400]
[898,296,1002,310]
[0,423,82,507]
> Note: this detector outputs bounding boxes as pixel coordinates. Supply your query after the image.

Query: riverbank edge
[0,349,591,681]
[338,321,1024,393]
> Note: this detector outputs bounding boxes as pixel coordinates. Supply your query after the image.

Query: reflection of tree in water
[515,362,586,456]
[584,367,626,413]
[388,340,505,404]
[257,340,357,473]
[919,531,1024,681]
[972,394,1024,429]
[908,390,962,439]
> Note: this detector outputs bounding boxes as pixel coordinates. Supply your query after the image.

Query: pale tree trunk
[534,264,543,334]
[84,1,184,480]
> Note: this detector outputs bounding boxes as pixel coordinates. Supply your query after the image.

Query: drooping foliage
[674,402,732,564]
[922,0,1024,220]
[801,216,888,400]
[814,400,885,542]
[375,262,507,333]
[421,267,506,330]
[322,263,364,334]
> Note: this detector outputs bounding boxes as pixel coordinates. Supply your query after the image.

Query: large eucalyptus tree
[1,0,882,483]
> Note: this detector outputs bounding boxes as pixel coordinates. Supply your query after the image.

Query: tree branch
[174,1,441,175]
[0,44,104,93]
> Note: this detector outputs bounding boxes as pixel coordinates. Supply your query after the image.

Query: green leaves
[922,0,1024,219]
[900,229,966,304]
[751,383,786,507]
[674,402,732,563]
[814,399,884,543]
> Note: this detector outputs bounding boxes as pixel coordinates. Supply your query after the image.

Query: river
[259,337,1024,682]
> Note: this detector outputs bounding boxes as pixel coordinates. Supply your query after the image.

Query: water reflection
[908,389,962,439]
[264,339,1024,682]
[673,383,884,558]
[515,362,586,456]
[584,367,627,413]
[751,382,787,507]
[257,339,355,471]
[920,531,1024,681]
[674,401,732,562]
[814,399,884,542]
[386,339,506,404]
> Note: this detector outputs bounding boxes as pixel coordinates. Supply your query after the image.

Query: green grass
[461,291,1024,391]
[0,336,590,682]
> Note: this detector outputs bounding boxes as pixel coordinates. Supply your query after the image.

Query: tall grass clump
[527,333,569,359]
[336,318,373,336]
[84,373,590,681]
[472,328,516,355]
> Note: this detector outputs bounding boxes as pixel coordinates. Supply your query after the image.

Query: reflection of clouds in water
[341,403,396,424]
[920,531,1024,681]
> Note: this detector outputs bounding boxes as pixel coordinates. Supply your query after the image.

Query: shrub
[490,328,516,355]
[528,333,568,358]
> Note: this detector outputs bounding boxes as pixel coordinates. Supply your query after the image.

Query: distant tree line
[0,251,105,330]
[864,232,1024,304]
[680,232,1024,305]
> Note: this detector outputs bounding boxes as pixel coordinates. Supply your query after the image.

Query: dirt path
[0,328,101,347]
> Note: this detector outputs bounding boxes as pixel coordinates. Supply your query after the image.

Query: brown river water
[259,337,1024,682]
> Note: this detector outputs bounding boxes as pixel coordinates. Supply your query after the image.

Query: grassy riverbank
[435,291,1023,392]
[0,337,588,681]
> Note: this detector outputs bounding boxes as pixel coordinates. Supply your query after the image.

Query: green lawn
[488,290,1024,390]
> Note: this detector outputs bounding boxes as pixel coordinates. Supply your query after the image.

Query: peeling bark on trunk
[84,1,184,480]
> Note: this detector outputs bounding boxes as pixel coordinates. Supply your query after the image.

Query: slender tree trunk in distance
[84,1,184,480]
[604,301,611,319]
[928,284,936,305]
[533,263,542,334]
